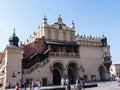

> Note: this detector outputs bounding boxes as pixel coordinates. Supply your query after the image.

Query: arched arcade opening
[52,62,64,85]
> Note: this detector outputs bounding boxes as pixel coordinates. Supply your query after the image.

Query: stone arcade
[0,16,112,88]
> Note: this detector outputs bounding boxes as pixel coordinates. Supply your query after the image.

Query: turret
[42,15,48,27]
[71,21,75,30]
[9,29,19,47]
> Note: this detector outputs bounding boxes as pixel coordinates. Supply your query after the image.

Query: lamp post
[82,68,84,79]
[82,68,85,90]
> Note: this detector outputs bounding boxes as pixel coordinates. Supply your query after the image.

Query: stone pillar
[63,66,68,79]
[4,46,23,88]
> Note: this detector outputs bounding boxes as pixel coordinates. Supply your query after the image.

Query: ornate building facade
[0,16,112,88]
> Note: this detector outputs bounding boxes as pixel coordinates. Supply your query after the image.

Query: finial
[44,14,46,18]
[72,20,74,23]
[59,14,61,17]
[13,28,15,35]
[71,20,75,29]
[102,32,105,37]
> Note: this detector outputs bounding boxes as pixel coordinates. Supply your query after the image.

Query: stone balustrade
[49,52,79,58]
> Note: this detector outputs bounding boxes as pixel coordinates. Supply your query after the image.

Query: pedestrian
[76,77,83,90]
[76,78,80,90]
[23,81,27,90]
[61,77,65,87]
[5,81,9,89]
[29,81,32,90]
[19,81,23,90]
[36,80,41,90]
[117,75,120,86]
[65,78,71,90]
[79,78,83,90]
[8,82,11,89]
[31,81,35,90]
[15,84,19,90]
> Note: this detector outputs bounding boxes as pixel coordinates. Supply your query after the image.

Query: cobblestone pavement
[2,81,120,90]
[84,81,120,90]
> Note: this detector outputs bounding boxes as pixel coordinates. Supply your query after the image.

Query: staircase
[22,58,49,74]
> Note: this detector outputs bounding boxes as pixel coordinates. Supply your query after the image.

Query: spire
[9,28,19,47]
[71,20,75,30]
[42,15,48,27]
[57,15,63,24]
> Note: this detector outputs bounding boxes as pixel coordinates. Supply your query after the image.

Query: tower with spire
[2,29,23,88]
[9,28,19,47]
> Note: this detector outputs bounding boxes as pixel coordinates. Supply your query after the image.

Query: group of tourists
[61,77,84,90]
[75,77,84,90]
[61,78,71,90]
[117,74,120,86]
[15,80,42,90]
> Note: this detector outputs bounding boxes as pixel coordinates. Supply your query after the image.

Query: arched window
[59,24,62,29]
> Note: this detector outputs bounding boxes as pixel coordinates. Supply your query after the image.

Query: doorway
[53,69,61,85]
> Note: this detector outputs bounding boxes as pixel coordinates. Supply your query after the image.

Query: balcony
[103,56,112,64]
[49,52,79,58]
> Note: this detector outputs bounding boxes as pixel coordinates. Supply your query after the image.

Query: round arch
[98,65,106,81]
[66,60,81,69]
[50,60,66,69]
[67,61,80,84]
[52,61,65,85]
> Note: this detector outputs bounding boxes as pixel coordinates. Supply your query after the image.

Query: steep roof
[23,38,47,59]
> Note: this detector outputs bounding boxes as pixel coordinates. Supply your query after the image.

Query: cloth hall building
[0,16,112,88]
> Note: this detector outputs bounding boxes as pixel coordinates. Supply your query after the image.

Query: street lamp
[82,68,84,79]
[82,68,85,90]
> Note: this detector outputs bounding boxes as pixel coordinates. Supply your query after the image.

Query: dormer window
[59,24,62,29]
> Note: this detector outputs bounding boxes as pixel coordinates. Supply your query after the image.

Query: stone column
[63,66,68,78]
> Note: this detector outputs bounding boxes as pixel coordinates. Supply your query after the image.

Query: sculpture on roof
[101,34,107,46]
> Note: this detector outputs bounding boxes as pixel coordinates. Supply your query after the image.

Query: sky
[0,0,120,62]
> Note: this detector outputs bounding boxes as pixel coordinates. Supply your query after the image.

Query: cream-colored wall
[80,46,103,58]
[79,46,104,80]
[5,47,23,87]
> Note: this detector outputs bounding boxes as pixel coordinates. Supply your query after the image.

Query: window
[55,31,58,40]
[59,24,62,29]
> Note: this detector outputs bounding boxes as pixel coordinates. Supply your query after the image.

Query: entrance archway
[99,66,105,81]
[52,62,64,85]
[53,69,61,85]
[68,62,78,83]
[68,68,74,83]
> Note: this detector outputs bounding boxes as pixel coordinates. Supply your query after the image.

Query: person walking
[61,78,65,87]
[19,81,23,90]
[15,84,19,90]
[31,81,35,90]
[65,78,71,90]
[76,77,83,90]
[117,75,120,86]
[76,78,80,90]
[23,81,27,90]
[36,80,41,90]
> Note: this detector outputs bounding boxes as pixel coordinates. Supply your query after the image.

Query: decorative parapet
[75,34,102,46]
[49,52,79,58]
